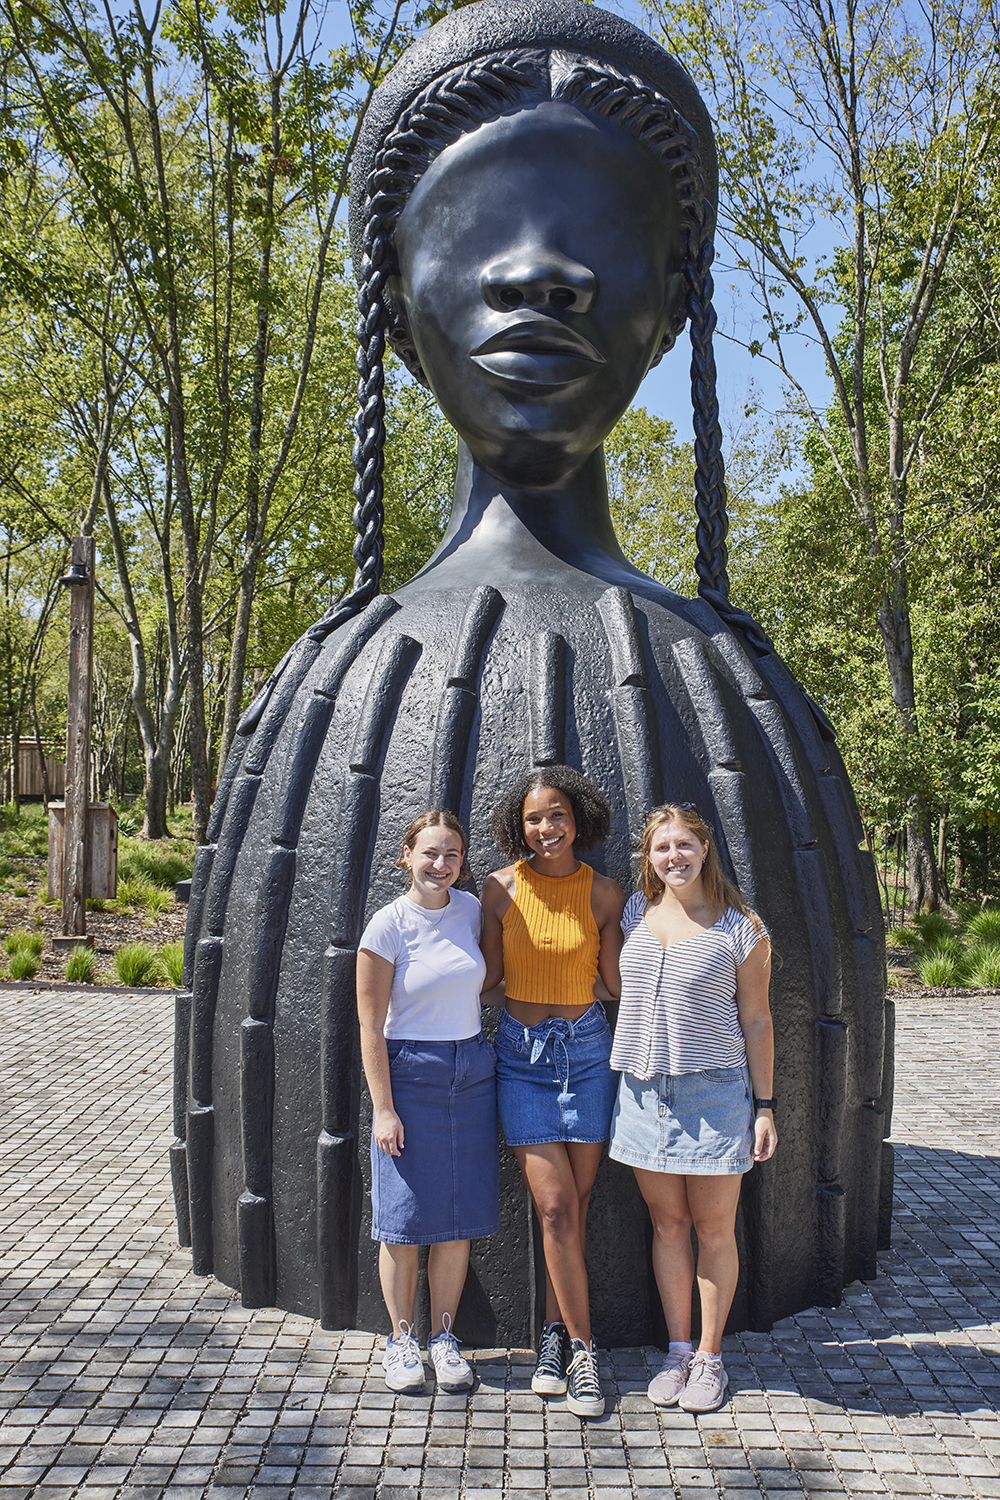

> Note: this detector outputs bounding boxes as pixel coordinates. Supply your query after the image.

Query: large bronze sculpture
[172,0,892,1348]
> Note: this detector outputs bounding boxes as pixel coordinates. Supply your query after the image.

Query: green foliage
[914,912,953,946]
[115,877,156,911]
[160,941,185,987]
[914,949,962,987]
[964,908,1000,944]
[113,943,162,986]
[118,847,192,889]
[886,925,918,948]
[965,945,1000,989]
[4,929,42,957]
[64,946,97,984]
[143,886,173,918]
[8,949,39,980]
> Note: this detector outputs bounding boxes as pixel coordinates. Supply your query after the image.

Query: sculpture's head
[330,0,752,644]
[349,0,718,493]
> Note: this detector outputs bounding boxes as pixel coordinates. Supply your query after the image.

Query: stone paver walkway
[1,990,999,1500]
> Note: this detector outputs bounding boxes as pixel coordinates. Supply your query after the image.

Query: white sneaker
[647,1348,692,1406]
[678,1350,729,1412]
[565,1337,604,1418]
[382,1320,425,1394]
[428,1312,473,1393]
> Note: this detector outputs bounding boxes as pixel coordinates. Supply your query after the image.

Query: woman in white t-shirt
[609,803,778,1416]
[357,809,497,1398]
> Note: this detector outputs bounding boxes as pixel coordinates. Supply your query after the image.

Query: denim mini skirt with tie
[494,1001,617,1146]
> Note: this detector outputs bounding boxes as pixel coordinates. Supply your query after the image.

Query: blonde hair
[396,809,471,884]
[639,803,764,935]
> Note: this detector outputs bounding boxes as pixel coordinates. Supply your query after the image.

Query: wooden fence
[1,740,66,801]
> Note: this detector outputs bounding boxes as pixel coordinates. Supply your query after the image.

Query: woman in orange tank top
[481,765,624,1418]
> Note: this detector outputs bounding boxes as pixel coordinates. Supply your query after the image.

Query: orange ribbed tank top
[501,859,599,1007]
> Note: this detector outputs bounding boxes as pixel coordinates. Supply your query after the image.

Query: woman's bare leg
[427,1239,471,1335]
[686,1174,743,1353]
[379,1242,420,1335]
[633,1168,696,1343]
[514,1141,603,1342]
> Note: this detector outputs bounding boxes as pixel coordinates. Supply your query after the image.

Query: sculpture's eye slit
[548,288,575,310]
[499,287,524,309]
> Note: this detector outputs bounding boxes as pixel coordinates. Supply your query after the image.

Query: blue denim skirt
[371,1033,499,1245]
[494,1002,617,1147]
[609,1064,754,1175]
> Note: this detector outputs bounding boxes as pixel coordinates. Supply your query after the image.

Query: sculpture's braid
[686,222,773,652]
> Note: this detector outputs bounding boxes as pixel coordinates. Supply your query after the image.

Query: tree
[651,0,1000,909]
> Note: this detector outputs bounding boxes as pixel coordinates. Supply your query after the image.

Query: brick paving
[1,990,999,1500]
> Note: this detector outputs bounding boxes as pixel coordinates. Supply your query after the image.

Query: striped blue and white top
[610,892,766,1080]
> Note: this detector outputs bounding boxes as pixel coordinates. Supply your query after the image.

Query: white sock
[669,1340,693,1355]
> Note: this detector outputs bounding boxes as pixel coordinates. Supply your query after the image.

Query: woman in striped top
[609,804,777,1415]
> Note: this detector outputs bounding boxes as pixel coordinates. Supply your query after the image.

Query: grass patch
[964,908,1000,945]
[160,941,185,987]
[966,945,1000,990]
[64,946,97,984]
[913,911,952,946]
[0,802,49,859]
[113,942,163,986]
[5,930,43,958]
[914,949,962,987]
[118,847,192,889]
[115,876,157,911]
[8,949,40,980]
[886,925,919,948]
[143,885,174,919]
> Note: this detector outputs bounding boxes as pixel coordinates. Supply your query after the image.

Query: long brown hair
[396,809,471,884]
[639,803,764,935]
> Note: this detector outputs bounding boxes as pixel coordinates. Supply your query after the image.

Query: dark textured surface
[348,0,717,275]
[174,571,890,1347]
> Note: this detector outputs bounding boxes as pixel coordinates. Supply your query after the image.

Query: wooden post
[54,537,95,951]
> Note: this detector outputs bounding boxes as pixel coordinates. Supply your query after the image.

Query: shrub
[965,945,1000,991]
[914,949,962,987]
[113,942,162,986]
[8,950,39,980]
[116,876,155,910]
[65,946,97,984]
[13,885,27,897]
[119,847,192,889]
[0,856,15,880]
[924,935,962,963]
[886,925,919,949]
[965,908,1000,945]
[914,911,952,945]
[143,885,173,918]
[5,930,42,957]
[160,941,185,987]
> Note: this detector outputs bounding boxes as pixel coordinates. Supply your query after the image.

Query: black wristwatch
[754,1097,776,1111]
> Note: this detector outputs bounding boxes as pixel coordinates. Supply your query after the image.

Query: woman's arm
[735,938,777,1162]
[592,873,626,1001]
[357,949,405,1156]
[480,869,513,996]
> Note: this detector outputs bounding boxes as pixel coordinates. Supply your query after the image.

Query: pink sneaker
[647,1349,692,1406]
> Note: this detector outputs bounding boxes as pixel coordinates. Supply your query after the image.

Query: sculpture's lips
[471,319,605,386]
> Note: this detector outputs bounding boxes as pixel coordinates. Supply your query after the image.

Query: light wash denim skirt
[371,1032,499,1245]
[494,1002,617,1147]
[609,1063,754,1175]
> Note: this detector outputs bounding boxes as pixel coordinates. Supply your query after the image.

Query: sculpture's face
[391,101,685,488]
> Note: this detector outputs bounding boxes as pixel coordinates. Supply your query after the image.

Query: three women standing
[610,804,778,1412]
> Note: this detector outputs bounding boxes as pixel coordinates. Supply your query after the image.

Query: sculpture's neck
[406,440,648,592]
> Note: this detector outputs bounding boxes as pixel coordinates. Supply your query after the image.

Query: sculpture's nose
[480,249,596,313]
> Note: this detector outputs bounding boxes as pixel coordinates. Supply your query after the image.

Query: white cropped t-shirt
[610,893,766,1079]
[358,888,486,1041]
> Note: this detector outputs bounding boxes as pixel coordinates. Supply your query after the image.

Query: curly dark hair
[490,765,612,859]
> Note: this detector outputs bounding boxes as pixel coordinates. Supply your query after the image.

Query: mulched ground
[0,853,186,987]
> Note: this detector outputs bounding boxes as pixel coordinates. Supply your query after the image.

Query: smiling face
[521,784,578,865]
[402,822,466,907]
[390,101,685,488]
[647,818,709,895]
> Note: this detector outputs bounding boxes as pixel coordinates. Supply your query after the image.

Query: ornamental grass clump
[886,925,919,948]
[113,942,162,987]
[8,949,40,980]
[965,908,1000,945]
[5,930,43,958]
[65,946,97,984]
[914,949,962,988]
[913,911,952,946]
[160,941,185,987]
[965,945,1000,991]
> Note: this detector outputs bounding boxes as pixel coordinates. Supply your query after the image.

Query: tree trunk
[30,679,51,807]
[953,829,964,892]
[143,741,171,839]
[906,792,939,914]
